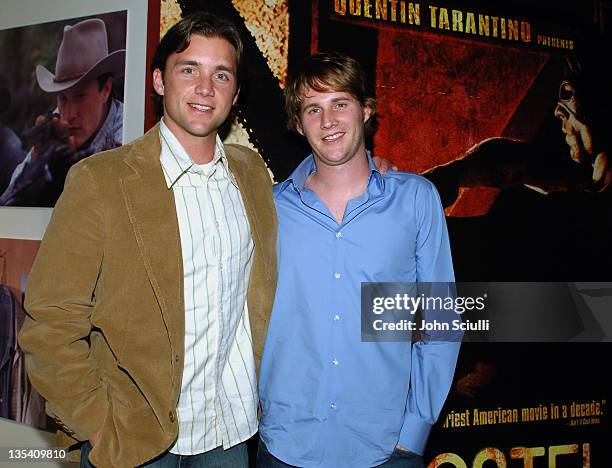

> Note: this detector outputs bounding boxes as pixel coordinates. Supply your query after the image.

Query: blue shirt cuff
[398,413,433,455]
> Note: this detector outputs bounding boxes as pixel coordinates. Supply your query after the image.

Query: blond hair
[284,51,376,134]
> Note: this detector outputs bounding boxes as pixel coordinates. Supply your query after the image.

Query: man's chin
[186,125,218,139]
[71,138,85,149]
[71,133,94,151]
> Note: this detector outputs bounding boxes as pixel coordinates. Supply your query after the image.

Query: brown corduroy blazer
[18,123,277,467]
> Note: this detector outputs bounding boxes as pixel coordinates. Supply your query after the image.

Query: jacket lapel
[225,146,267,278]
[119,124,184,359]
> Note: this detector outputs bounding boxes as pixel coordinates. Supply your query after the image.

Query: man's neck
[162,119,217,164]
[305,151,371,223]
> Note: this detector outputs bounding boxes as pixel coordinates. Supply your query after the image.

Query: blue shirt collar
[276,150,384,197]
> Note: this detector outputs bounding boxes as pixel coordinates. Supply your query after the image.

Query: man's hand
[88,430,102,448]
[592,152,611,192]
[27,115,74,161]
[395,443,412,453]
[372,156,398,175]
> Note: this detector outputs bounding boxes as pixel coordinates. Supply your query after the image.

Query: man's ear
[101,76,113,103]
[152,69,164,96]
[296,119,304,136]
[363,105,373,124]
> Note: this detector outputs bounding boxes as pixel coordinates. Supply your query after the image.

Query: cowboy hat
[35,18,125,93]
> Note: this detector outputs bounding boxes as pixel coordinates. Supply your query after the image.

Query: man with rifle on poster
[0,18,124,207]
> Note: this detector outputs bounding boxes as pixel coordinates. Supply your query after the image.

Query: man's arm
[0,152,32,205]
[398,180,462,454]
[18,161,108,441]
[0,113,73,206]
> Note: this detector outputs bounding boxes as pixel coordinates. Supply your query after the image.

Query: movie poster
[158,1,611,466]
[0,238,52,431]
[0,10,127,208]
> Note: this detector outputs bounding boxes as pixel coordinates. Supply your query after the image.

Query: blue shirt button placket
[328,226,342,456]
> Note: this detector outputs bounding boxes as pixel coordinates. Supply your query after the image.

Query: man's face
[554,80,594,164]
[57,77,112,149]
[297,87,371,167]
[153,35,239,147]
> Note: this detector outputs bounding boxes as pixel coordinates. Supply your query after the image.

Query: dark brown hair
[150,12,243,116]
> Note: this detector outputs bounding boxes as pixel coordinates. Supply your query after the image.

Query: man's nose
[61,101,79,122]
[320,109,337,129]
[195,75,214,96]
[554,102,569,121]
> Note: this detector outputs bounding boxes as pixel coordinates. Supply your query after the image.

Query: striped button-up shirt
[159,120,257,455]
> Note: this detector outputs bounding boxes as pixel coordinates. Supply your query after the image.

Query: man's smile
[189,103,213,112]
[322,131,345,142]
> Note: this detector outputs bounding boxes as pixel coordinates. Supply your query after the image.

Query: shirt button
[333,314,340,321]
[169,411,175,422]
[331,358,338,366]
[334,272,341,279]
[174,354,180,363]
[335,231,342,238]
[330,403,337,409]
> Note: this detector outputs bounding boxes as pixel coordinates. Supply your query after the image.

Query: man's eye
[182,68,195,74]
[336,102,347,109]
[308,108,320,114]
[215,73,229,81]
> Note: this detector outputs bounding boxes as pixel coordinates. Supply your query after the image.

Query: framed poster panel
[0,0,148,239]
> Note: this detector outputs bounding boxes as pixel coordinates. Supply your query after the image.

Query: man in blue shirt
[258,52,462,467]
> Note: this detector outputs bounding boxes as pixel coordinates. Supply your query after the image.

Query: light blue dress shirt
[259,153,462,467]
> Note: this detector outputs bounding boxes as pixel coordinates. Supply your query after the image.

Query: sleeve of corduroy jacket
[18,160,108,441]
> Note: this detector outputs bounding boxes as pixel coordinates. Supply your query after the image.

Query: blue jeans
[80,440,248,468]
[256,439,424,468]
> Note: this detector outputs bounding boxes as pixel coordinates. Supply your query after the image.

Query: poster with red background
[151,1,612,466]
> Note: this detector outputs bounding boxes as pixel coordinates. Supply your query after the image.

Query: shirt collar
[87,98,121,153]
[159,117,232,188]
[276,150,385,197]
